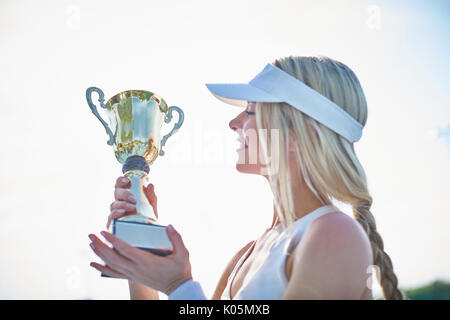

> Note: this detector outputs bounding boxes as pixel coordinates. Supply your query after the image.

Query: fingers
[107,208,134,230]
[114,188,137,203]
[110,201,137,213]
[90,262,128,279]
[115,176,131,189]
[114,176,135,203]
[100,231,160,265]
[112,176,158,223]
[111,176,136,229]
[165,225,188,258]
[88,234,135,275]
[107,201,137,229]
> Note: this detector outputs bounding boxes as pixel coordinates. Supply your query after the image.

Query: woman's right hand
[106,176,158,229]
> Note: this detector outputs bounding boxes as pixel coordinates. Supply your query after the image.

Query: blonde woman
[88,55,404,300]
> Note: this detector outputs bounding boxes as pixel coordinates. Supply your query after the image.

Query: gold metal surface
[86,87,184,225]
[106,90,169,114]
[105,90,168,164]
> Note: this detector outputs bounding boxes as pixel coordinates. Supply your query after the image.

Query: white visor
[205,63,363,143]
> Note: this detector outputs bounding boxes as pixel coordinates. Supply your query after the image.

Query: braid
[353,200,405,300]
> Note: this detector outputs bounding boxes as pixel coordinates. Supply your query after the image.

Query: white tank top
[221,205,339,300]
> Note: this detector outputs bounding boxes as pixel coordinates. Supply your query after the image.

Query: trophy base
[112,219,173,252]
[101,219,173,279]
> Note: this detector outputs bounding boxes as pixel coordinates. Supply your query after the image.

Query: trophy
[86,87,184,258]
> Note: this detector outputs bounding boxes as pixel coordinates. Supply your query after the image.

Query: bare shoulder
[308,210,370,238]
[282,211,373,299]
[305,211,372,255]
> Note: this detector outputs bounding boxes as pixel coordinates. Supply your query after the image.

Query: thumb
[144,184,156,203]
[166,225,187,257]
[144,184,158,218]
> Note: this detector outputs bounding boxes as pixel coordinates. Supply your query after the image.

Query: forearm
[128,280,160,300]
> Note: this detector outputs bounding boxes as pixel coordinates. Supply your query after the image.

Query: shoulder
[283,211,373,299]
[304,211,372,252]
[300,211,373,265]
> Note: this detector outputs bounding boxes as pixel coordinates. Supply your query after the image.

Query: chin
[234,148,266,175]
[235,163,263,175]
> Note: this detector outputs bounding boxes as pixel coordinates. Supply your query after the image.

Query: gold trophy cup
[86,87,184,259]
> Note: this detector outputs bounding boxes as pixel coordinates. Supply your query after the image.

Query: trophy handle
[159,106,184,156]
[86,87,115,146]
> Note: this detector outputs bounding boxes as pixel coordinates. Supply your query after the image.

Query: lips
[236,137,248,149]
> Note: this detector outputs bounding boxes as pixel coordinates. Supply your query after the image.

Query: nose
[229,115,241,131]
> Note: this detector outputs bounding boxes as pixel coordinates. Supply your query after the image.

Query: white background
[0,0,449,299]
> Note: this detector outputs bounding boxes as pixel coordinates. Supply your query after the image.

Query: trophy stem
[120,155,158,224]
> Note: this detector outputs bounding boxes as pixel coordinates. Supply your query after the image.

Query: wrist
[166,275,193,296]
[167,279,207,300]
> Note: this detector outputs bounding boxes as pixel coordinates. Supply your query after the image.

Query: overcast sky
[0,0,449,299]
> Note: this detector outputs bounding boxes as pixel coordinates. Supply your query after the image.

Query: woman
[88,55,404,300]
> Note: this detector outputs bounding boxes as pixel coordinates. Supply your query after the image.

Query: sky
[0,0,449,299]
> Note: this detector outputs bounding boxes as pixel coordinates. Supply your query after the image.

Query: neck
[266,175,324,230]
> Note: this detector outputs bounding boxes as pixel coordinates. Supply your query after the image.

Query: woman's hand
[89,224,193,295]
[106,176,158,229]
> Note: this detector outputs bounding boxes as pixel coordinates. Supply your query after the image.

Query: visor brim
[205,83,283,107]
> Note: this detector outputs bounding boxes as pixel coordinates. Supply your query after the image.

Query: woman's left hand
[88,224,193,296]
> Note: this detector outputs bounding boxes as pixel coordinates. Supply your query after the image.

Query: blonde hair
[255,55,404,300]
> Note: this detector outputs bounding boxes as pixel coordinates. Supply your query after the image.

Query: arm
[282,213,373,299]
[211,240,255,300]
[128,280,159,300]
[168,240,255,300]
[108,176,161,300]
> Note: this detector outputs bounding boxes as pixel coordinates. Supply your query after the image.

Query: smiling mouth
[236,142,248,151]
[236,137,249,150]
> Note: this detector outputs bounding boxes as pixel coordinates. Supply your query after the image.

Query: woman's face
[229,101,268,175]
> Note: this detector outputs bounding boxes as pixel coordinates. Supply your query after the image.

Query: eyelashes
[246,111,256,116]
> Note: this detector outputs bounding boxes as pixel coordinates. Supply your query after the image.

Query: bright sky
[0,0,449,299]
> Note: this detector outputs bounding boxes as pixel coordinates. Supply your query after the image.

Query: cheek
[244,117,257,129]
[242,118,259,143]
